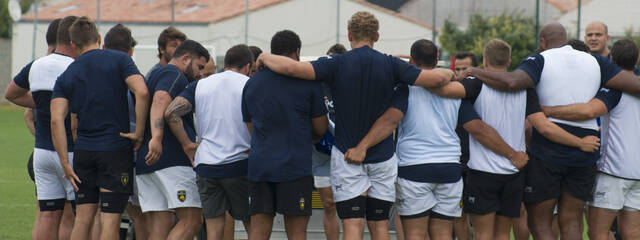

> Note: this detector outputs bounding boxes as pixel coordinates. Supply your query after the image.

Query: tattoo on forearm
[153,118,164,129]
[166,99,192,124]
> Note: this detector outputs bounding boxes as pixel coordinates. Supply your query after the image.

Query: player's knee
[99,192,129,213]
[39,198,66,211]
[336,196,366,219]
[365,197,392,221]
[322,198,337,214]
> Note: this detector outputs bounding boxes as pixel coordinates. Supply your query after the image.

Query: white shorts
[396,177,463,217]
[330,146,397,202]
[34,148,75,201]
[136,166,202,212]
[589,173,640,211]
[314,176,331,188]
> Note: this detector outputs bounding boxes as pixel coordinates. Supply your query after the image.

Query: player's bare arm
[428,81,467,99]
[463,119,529,169]
[4,81,35,108]
[71,113,78,141]
[526,112,600,152]
[256,53,316,80]
[122,74,150,150]
[542,98,609,121]
[164,96,198,165]
[311,115,329,144]
[604,70,640,96]
[345,107,404,164]
[24,108,36,136]
[466,67,534,91]
[50,97,81,191]
[413,67,455,88]
[145,90,171,165]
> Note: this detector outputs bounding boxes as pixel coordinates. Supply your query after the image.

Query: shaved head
[539,22,568,51]
[585,21,610,56]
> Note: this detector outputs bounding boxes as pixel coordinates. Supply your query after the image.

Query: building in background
[11,0,434,77]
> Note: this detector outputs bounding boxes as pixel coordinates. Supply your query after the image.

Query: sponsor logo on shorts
[351,206,360,211]
[77,193,85,198]
[375,209,383,214]
[121,173,129,186]
[467,196,475,204]
[299,197,305,210]
[595,191,605,199]
[46,201,54,206]
[177,190,187,202]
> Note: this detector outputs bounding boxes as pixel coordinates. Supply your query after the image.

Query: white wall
[557,0,640,38]
[206,0,432,59]
[11,21,209,76]
[12,0,432,76]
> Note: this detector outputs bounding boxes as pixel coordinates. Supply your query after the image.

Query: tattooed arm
[146,90,172,165]
[165,96,198,165]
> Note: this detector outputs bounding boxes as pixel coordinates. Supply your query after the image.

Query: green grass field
[0,106,37,240]
[0,107,593,239]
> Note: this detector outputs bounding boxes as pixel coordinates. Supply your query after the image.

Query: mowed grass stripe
[0,107,36,240]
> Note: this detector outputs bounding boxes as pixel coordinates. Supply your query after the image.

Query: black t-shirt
[311,46,421,163]
[242,68,328,182]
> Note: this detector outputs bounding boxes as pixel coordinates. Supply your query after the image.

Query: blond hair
[483,39,511,67]
[348,11,379,43]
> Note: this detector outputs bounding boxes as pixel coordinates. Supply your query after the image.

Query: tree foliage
[439,12,537,70]
[0,0,35,38]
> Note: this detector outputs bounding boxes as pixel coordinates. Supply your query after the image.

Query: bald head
[585,21,610,56]
[539,23,568,51]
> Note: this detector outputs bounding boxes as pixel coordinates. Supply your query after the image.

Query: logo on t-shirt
[526,56,536,61]
[177,190,187,202]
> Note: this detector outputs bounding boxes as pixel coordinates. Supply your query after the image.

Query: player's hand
[62,162,81,191]
[145,137,162,165]
[120,132,143,151]
[578,135,600,152]
[455,67,475,81]
[508,151,529,170]
[256,53,267,69]
[344,146,366,164]
[183,141,199,166]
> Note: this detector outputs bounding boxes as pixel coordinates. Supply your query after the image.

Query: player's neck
[419,65,435,70]
[597,48,610,57]
[78,43,100,56]
[159,58,169,66]
[485,65,507,72]
[350,41,374,49]
[55,44,76,58]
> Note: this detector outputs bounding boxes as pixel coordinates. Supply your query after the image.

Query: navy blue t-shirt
[52,49,141,151]
[136,64,196,174]
[392,84,477,183]
[311,46,421,163]
[595,87,623,111]
[14,61,32,89]
[242,68,328,182]
[516,52,620,166]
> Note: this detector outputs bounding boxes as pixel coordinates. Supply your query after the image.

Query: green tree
[439,12,537,70]
[0,0,35,38]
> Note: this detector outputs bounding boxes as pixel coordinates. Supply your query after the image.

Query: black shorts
[249,176,313,216]
[28,151,35,182]
[463,169,524,218]
[74,149,134,204]
[523,156,596,203]
[197,175,250,221]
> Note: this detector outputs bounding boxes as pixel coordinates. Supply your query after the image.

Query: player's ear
[97,34,102,47]
[373,32,379,43]
[483,57,488,69]
[409,57,415,65]
[506,59,511,68]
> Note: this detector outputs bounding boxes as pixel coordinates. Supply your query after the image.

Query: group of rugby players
[4,10,640,240]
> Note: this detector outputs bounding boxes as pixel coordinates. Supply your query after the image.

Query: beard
[184,61,197,82]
